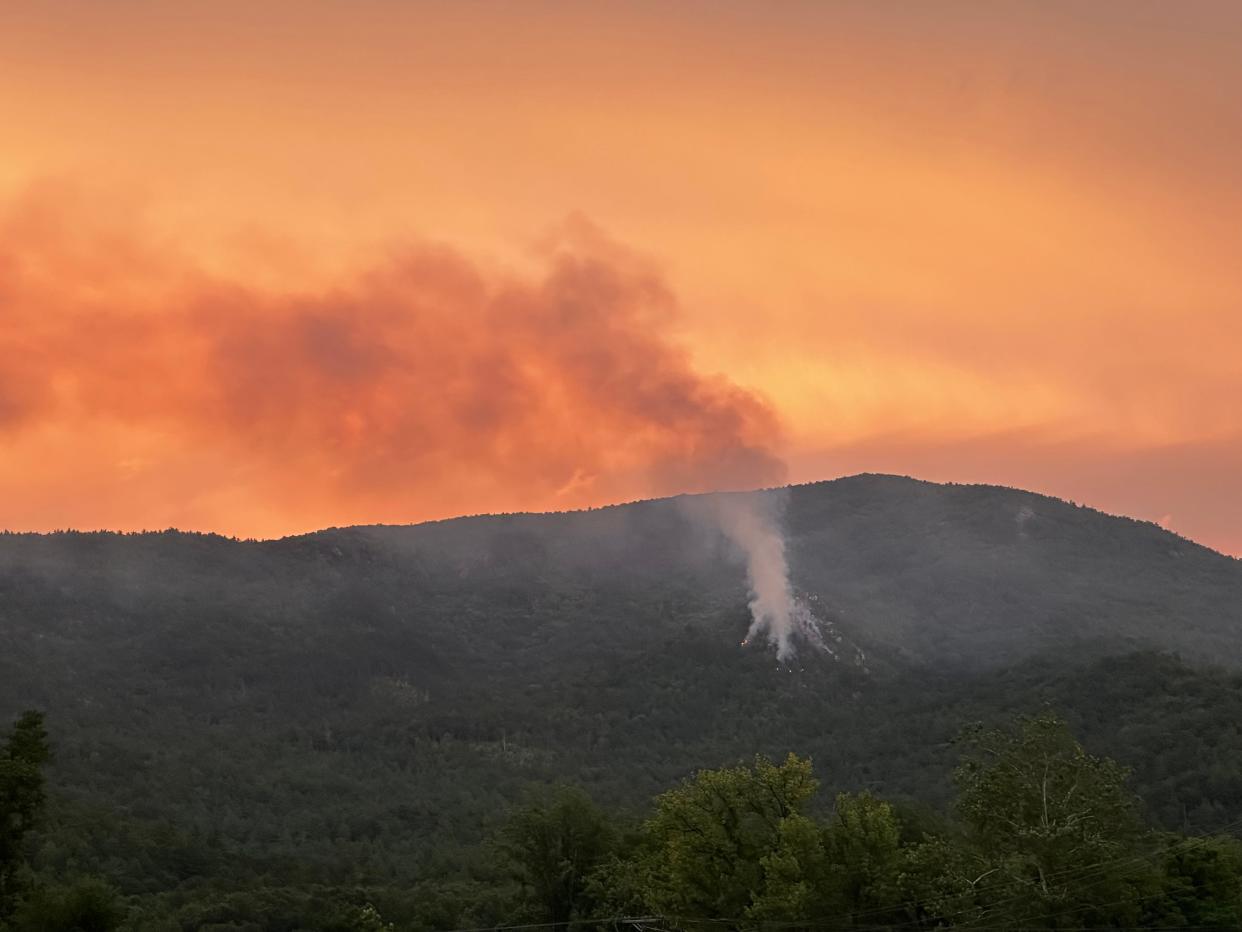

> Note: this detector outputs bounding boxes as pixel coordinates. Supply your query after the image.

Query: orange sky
[2,1,1240,553]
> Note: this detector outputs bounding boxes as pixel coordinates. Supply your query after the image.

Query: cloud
[0,189,785,535]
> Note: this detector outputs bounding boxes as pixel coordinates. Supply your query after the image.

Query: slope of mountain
[4,474,1238,696]
[1,474,1241,914]
[327,472,1242,671]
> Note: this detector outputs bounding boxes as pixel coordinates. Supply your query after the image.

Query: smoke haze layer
[0,190,785,536]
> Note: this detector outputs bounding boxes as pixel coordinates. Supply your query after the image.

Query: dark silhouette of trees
[501,786,616,926]
[0,712,49,919]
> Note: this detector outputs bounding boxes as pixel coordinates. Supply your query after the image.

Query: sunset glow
[3,1,1240,552]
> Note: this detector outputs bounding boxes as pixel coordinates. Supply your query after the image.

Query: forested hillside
[1,475,1241,928]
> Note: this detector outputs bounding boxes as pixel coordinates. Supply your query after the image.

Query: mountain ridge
[3,474,1240,679]
[6,472,1234,561]
[4,473,1242,917]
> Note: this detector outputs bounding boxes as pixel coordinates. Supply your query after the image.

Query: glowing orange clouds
[0,190,782,537]
[1,2,1241,552]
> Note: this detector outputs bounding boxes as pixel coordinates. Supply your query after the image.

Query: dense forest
[2,476,1241,928]
[6,709,1242,930]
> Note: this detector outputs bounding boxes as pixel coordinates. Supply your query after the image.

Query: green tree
[823,792,902,922]
[1148,834,1242,928]
[583,823,659,919]
[947,712,1157,929]
[500,785,615,926]
[351,902,395,932]
[1,712,50,919]
[8,878,125,932]
[750,792,904,927]
[643,753,817,920]
[749,812,830,922]
[899,833,988,928]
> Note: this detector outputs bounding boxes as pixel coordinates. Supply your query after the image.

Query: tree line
[496,714,1242,931]
[4,710,1242,931]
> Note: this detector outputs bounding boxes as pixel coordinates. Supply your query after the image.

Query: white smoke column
[689,491,824,663]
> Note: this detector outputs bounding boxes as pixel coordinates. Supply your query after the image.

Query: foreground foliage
[493,715,1242,930]
[6,710,1242,931]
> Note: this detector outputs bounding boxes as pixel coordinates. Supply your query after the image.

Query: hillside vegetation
[1,475,1241,928]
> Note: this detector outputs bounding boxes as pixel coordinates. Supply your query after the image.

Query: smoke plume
[686,491,825,663]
